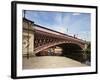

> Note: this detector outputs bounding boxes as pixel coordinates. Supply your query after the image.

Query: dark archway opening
[58,43,84,62]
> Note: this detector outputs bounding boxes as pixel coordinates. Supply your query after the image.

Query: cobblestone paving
[23,56,87,69]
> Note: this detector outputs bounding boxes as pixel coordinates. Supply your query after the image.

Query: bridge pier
[22,18,35,57]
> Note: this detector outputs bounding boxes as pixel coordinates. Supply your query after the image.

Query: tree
[83,42,91,62]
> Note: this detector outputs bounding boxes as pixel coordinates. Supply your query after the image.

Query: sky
[23,10,91,41]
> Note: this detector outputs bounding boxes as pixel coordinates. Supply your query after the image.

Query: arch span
[34,41,84,54]
[35,42,84,62]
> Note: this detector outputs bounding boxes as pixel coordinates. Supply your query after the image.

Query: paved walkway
[23,56,87,69]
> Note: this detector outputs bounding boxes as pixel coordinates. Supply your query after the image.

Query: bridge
[22,18,87,62]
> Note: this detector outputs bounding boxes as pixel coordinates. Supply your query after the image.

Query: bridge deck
[23,56,88,69]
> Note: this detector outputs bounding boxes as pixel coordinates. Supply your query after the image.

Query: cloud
[53,26,68,33]
[72,13,81,16]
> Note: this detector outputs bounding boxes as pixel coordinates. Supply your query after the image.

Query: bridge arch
[34,41,84,54]
[35,42,84,62]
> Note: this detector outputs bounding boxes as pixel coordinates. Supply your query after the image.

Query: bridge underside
[58,43,83,62]
[36,43,84,62]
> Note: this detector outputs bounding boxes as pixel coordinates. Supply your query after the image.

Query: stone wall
[22,19,35,56]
